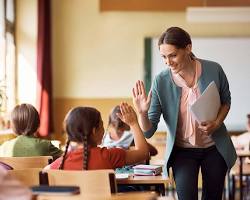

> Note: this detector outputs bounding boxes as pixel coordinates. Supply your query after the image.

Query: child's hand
[117,102,137,127]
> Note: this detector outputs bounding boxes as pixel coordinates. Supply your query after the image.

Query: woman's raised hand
[132,80,152,115]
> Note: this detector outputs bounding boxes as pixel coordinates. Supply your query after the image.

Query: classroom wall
[51,0,250,98]
[16,0,250,142]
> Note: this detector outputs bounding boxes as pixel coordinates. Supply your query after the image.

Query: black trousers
[170,145,227,200]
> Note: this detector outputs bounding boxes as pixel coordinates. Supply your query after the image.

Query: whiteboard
[151,37,250,131]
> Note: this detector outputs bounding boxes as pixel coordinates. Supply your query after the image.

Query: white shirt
[102,131,134,149]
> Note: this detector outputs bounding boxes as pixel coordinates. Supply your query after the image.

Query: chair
[36,192,158,200]
[8,168,42,186]
[41,169,117,196]
[228,161,250,200]
[0,156,53,169]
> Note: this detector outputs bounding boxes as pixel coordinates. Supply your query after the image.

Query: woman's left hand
[198,120,219,135]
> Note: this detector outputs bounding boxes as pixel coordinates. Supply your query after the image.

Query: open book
[190,81,220,123]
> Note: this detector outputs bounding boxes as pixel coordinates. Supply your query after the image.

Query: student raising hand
[46,104,149,171]
[117,103,149,165]
[101,104,158,157]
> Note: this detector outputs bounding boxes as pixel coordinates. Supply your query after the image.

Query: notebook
[133,164,162,176]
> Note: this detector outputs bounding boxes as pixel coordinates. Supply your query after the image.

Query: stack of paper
[115,173,130,180]
[190,81,220,123]
[133,165,162,176]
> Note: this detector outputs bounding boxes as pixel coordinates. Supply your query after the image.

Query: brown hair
[59,106,101,170]
[108,105,129,131]
[158,27,192,48]
[10,103,40,136]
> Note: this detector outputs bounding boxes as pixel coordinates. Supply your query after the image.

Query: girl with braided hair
[46,102,149,170]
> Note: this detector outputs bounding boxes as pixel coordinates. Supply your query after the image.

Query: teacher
[132,26,236,200]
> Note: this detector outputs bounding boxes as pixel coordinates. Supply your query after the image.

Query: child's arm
[147,142,158,156]
[117,102,149,165]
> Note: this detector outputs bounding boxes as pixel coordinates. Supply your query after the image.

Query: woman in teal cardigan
[132,27,236,200]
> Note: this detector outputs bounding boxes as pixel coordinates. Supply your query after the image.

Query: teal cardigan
[145,59,237,177]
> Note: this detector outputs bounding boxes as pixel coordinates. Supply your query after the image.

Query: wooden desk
[35,192,157,200]
[116,175,170,196]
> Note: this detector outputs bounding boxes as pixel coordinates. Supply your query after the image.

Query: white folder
[190,81,220,123]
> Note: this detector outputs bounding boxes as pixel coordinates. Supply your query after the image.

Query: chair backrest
[8,168,42,186]
[35,192,158,200]
[0,156,53,169]
[42,169,117,196]
[230,162,250,175]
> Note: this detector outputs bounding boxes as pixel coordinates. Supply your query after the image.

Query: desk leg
[239,157,243,200]
[227,173,232,200]
[230,174,236,200]
[232,175,235,200]
[228,173,235,200]
[155,183,165,196]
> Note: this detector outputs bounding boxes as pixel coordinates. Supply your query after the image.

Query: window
[0,0,16,130]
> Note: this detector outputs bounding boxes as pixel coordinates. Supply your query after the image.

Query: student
[0,103,62,160]
[102,105,134,149]
[132,27,237,200]
[45,103,149,170]
[0,165,32,200]
[102,105,158,156]
[231,114,250,151]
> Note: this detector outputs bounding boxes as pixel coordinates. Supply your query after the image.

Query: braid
[59,140,70,170]
[83,135,88,170]
[63,106,101,170]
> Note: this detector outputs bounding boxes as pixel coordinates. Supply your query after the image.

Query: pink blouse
[172,60,214,148]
